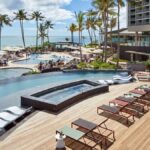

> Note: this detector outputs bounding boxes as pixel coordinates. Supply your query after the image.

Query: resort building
[128,0,150,31]
[128,0,150,46]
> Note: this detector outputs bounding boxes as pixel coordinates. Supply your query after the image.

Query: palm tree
[86,9,97,44]
[95,19,103,47]
[14,9,28,48]
[92,0,115,62]
[38,23,48,49]
[115,0,125,68]
[31,11,44,51]
[85,17,93,44]
[109,17,117,49]
[45,20,54,43]
[75,11,84,61]
[91,17,97,44]
[69,23,77,44]
[0,14,11,50]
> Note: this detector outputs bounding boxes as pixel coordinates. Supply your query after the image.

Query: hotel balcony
[143,20,150,25]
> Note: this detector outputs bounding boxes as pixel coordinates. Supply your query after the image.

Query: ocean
[0,36,100,49]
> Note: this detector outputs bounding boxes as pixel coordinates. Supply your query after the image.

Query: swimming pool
[0,71,124,98]
[0,70,127,110]
[0,68,31,80]
[14,54,73,65]
[21,80,108,112]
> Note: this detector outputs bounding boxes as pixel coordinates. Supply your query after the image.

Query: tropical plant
[0,14,11,50]
[85,17,93,44]
[38,23,48,49]
[145,60,150,71]
[31,11,44,51]
[109,17,117,49]
[95,19,103,47]
[69,23,77,44]
[14,9,28,48]
[115,0,125,68]
[92,0,115,62]
[86,9,98,45]
[45,20,54,43]
[75,11,85,61]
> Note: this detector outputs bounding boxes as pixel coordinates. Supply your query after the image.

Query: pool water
[39,84,94,104]
[14,54,73,65]
[0,68,31,80]
[0,71,121,98]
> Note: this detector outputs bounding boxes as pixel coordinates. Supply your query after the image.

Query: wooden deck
[0,81,150,150]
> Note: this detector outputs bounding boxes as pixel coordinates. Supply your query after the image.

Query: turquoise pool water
[39,84,94,104]
[0,68,31,80]
[0,71,121,98]
[14,54,73,65]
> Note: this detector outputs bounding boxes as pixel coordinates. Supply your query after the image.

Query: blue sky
[0,0,127,36]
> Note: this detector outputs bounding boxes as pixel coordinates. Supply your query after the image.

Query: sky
[0,0,127,36]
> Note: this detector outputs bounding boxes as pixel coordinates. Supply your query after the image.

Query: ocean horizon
[0,36,102,49]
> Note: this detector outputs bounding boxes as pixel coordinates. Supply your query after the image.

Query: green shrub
[100,62,116,69]
[145,60,150,71]
[90,60,102,69]
[112,58,128,62]
[77,62,87,69]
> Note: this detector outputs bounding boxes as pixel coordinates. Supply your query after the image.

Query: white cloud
[0,0,74,21]
[120,6,127,28]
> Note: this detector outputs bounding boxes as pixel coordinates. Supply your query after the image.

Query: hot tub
[21,80,109,113]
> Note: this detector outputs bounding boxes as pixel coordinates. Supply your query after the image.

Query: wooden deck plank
[0,81,149,150]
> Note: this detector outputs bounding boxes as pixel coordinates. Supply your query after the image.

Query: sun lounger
[4,106,32,116]
[97,104,135,124]
[116,96,144,109]
[109,98,145,117]
[113,75,134,84]
[0,112,19,122]
[118,94,150,110]
[0,118,14,135]
[57,125,102,149]
[139,85,150,92]
[98,80,114,85]
[0,119,10,129]
[98,80,109,85]
[71,118,115,146]
[130,89,147,96]
[137,75,150,82]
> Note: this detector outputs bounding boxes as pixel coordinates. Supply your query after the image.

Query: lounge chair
[97,104,135,124]
[0,118,14,135]
[119,94,150,110]
[71,118,115,147]
[130,89,147,96]
[139,85,150,92]
[116,96,145,111]
[4,106,32,116]
[137,75,150,82]
[57,125,102,149]
[0,112,19,122]
[113,75,134,84]
[98,80,109,85]
[98,80,114,85]
[109,99,145,117]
